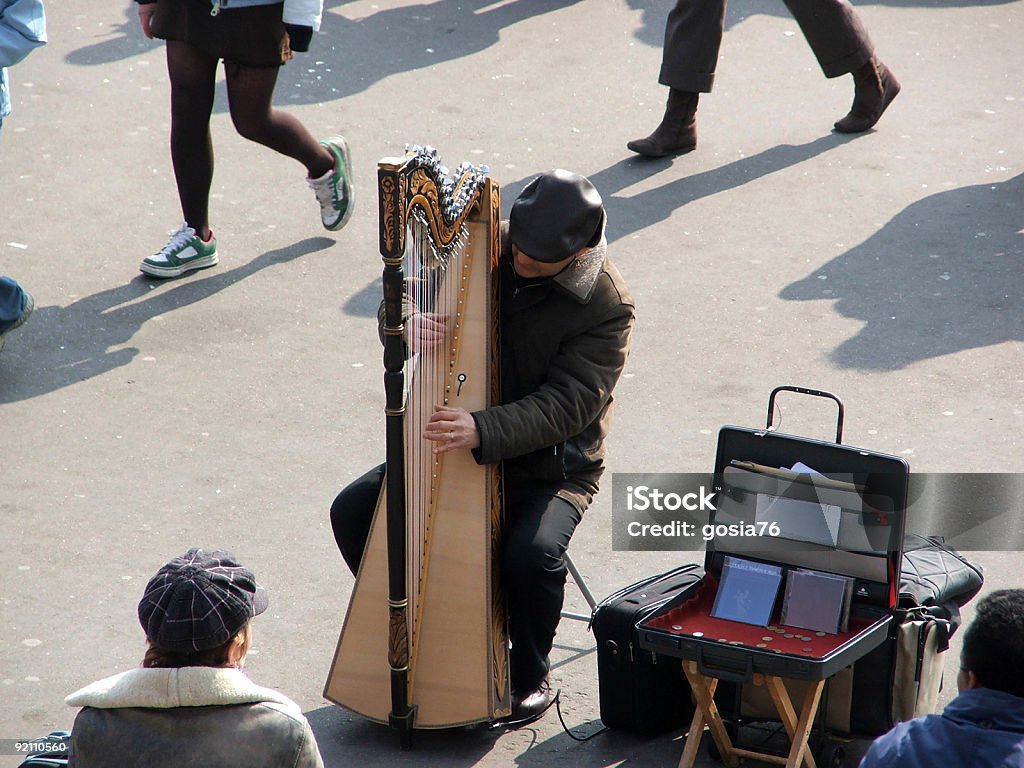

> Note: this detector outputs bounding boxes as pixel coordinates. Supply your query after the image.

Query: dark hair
[142,624,250,669]
[961,589,1024,697]
[143,641,232,669]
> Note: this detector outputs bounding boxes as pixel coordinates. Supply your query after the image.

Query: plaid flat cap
[138,548,269,653]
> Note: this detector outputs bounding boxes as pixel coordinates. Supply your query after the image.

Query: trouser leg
[502,493,582,693]
[783,0,874,78]
[0,277,27,333]
[330,463,385,575]
[657,0,727,93]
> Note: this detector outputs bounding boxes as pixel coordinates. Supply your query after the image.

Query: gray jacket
[66,667,324,768]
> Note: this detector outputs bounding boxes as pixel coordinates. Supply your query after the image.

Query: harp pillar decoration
[379,159,415,739]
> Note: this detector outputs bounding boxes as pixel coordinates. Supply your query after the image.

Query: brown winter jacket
[470,226,635,513]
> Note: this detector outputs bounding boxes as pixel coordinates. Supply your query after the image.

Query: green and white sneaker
[140,224,218,278]
[309,136,354,231]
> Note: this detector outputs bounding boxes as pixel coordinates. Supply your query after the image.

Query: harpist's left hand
[407,311,449,353]
[424,405,480,454]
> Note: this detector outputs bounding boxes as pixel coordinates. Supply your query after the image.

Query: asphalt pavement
[1,0,1022,766]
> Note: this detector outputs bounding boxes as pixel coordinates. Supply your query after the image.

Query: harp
[324,147,510,741]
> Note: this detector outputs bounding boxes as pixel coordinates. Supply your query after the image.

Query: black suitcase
[592,563,705,736]
[634,386,913,766]
[639,386,911,685]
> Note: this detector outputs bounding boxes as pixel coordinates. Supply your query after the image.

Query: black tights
[166,40,333,237]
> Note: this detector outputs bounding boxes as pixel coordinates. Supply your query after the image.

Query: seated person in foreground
[65,548,323,768]
[860,589,1024,768]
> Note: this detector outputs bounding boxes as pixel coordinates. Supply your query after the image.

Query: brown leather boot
[627,88,699,158]
[834,57,901,133]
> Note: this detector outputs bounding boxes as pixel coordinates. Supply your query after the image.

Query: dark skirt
[150,0,290,68]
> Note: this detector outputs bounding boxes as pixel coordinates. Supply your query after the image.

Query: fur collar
[65,667,301,712]
[501,221,608,304]
[552,237,607,304]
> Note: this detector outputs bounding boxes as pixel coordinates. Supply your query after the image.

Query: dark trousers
[659,0,874,92]
[330,464,582,694]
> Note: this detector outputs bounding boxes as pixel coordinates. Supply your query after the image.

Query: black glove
[285,23,313,53]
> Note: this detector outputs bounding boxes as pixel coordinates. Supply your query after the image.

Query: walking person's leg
[225,60,354,232]
[140,40,220,278]
[784,0,900,133]
[627,0,726,158]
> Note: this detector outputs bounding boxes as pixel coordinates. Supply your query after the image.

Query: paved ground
[1,0,1022,766]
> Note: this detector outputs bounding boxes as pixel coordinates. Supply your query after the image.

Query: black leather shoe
[627,89,699,158]
[508,679,555,725]
[834,59,901,133]
[626,122,697,158]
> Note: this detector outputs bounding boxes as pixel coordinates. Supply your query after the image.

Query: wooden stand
[677,660,826,768]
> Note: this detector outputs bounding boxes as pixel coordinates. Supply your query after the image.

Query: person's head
[137,548,268,670]
[508,169,605,278]
[958,589,1024,696]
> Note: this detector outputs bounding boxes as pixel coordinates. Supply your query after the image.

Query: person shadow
[510,133,857,245]
[342,280,383,319]
[63,4,161,66]
[779,172,1023,371]
[73,0,1017,70]
[305,702,500,767]
[68,0,588,108]
[342,133,855,316]
[0,237,335,403]
[64,1,359,66]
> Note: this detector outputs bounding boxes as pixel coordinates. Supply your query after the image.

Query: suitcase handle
[696,647,754,684]
[766,385,845,444]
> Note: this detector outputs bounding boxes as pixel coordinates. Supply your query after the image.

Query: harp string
[403,213,467,659]
[391,146,492,701]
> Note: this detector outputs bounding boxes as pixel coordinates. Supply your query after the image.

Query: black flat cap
[509,170,605,263]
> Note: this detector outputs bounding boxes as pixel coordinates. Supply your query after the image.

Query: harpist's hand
[424,405,480,454]
[407,312,448,353]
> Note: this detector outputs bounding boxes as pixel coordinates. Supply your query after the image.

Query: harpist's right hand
[407,312,448,353]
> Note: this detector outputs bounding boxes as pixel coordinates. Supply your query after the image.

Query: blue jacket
[0,0,46,123]
[860,688,1024,768]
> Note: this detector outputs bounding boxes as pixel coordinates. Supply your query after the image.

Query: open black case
[638,386,910,683]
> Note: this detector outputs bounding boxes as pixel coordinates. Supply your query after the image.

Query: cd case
[779,568,854,634]
[710,556,784,627]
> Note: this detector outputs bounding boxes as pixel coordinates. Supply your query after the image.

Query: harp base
[390,705,418,751]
